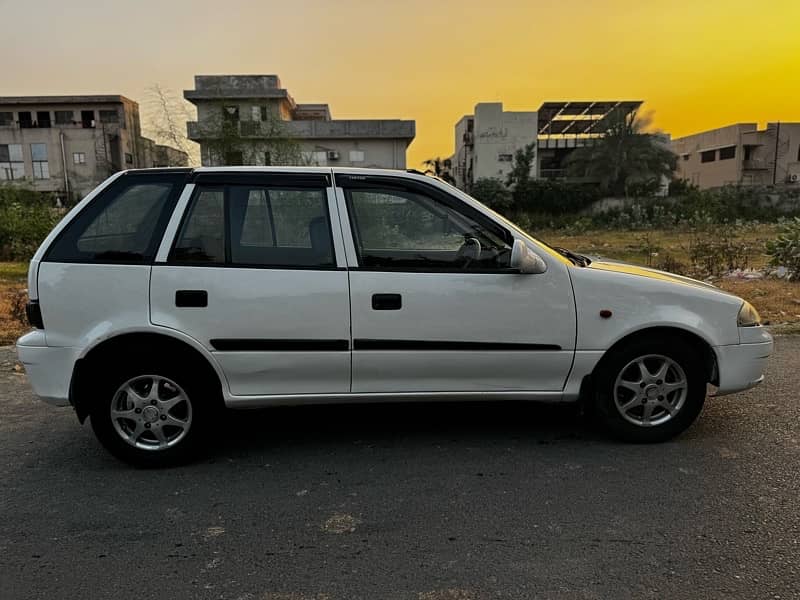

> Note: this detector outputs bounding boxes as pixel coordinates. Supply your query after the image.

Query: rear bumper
[16,331,74,407]
[712,336,773,396]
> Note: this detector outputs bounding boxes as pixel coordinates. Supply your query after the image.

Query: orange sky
[1,0,798,167]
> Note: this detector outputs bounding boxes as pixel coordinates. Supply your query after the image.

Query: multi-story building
[0,95,188,201]
[184,75,415,169]
[452,101,642,191]
[452,103,538,190]
[671,123,800,188]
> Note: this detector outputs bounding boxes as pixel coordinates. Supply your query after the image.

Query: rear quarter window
[45,172,187,263]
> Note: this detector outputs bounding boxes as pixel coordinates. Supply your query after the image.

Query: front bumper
[712,329,773,396]
[16,331,74,407]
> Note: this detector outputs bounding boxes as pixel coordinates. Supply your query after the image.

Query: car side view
[17,167,773,466]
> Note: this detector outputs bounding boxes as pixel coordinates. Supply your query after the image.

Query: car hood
[584,259,727,294]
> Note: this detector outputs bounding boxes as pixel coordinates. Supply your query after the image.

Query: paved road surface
[1,338,798,599]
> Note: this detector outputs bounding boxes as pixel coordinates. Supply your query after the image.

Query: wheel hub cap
[142,405,160,423]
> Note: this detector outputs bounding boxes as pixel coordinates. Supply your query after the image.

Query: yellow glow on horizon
[1,0,798,168]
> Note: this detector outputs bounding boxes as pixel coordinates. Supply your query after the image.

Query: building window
[700,150,716,163]
[0,144,24,180]
[73,152,86,165]
[18,111,33,128]
[37,111,51,128]
[81,110,95,128]
[99,110,119,124]
[31,143,49,179]
[349,150,365,163]
[682,154,690,161]
[498,153,513,162]
[55,110,74,125]
[719,146,736,160]
[0,112,13,126]
[125,153,134,164]
[223,106,239,124]
[251,106,268,122]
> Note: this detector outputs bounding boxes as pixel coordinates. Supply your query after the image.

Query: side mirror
[510,239,547,274]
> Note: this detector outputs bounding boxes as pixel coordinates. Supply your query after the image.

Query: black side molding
[353,340,562,351]
[210,339,350,352]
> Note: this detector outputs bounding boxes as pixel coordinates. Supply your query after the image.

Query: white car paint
[17,166,772,415]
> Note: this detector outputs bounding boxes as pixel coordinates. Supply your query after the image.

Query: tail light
[25,300,44,329]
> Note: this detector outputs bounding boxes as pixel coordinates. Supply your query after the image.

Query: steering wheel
[455,237,482,268]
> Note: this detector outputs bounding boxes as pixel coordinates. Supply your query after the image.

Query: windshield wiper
[553,246,591,267]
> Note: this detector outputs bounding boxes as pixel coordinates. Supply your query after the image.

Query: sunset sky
[1,0,798,167]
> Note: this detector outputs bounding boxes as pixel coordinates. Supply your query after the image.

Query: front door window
[345,187,512,271]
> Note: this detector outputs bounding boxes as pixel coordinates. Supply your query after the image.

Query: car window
[346,187,512,270]
[45,174,185,263]
[171,185,335,268]
[171,188,225,263]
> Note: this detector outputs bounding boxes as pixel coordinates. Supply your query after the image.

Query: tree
[505,142,537,188]
[422,157,455,184]
[565,109,677,197]
[144,84,199,165]
[505,142,537,212]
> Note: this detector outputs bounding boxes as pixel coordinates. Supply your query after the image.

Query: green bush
[765,216,800,280]
[512,179,602,215]
[0,185,61,261]
[471,178,512,213]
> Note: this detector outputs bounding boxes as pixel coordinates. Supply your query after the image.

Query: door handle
[175,290,208,307]
[372,293,402,310]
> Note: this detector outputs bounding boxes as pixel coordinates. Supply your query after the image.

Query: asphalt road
[1,338,798,600]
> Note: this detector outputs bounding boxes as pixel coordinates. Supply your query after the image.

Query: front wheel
[594,337,707,442]
[90,358,217,466]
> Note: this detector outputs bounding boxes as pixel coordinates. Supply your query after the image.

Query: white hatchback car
[17,167,772,465]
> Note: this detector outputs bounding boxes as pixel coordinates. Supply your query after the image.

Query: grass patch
[0,262,28,282]
[0,262,28,345]
[534,224,779,271]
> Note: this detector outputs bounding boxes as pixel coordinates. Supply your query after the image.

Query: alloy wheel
[613,354,688,427]
[110,375,193,451]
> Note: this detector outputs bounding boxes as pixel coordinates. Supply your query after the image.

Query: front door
[335,174,576,393]
[150,171,351,397]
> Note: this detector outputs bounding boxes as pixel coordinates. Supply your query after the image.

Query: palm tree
[566,109,676,197]
[422,157,455,184]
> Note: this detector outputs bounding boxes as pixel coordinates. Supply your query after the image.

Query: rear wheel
[594,337,707,442]
[89,355,219,466]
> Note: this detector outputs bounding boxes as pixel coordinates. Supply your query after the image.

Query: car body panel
[569,263,743,350]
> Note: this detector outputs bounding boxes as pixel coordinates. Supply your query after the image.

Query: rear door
[150,171,351,397]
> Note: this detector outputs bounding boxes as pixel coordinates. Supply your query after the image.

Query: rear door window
[45,172,187,263]
[171,184,335,268]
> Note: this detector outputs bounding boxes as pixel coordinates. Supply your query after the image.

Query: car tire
[594,336,707,443]
[89,353,220,467]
